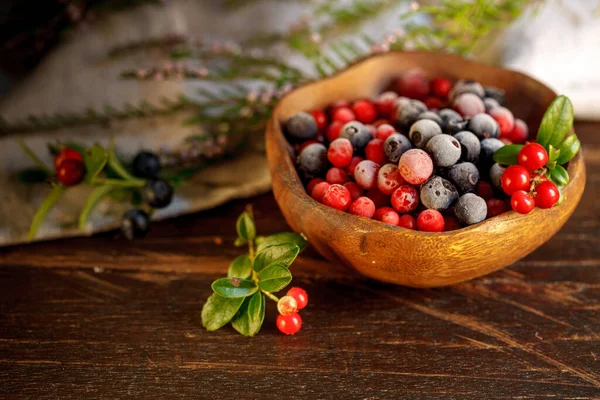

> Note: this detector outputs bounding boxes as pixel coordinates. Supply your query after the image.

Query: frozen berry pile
[283,68,561,232]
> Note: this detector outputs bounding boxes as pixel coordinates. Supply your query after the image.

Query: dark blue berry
[384,133,412,163]
[469,113,500,139]
[484,86,506,105]
[297,143,328,181]
[417,111,443,126]
[396,100,427,129]
[438,108,462,129]
[285,112,318,143]
[425,134,461,167]
[340,121,373,152]
[121,209,150,240]
[409,119,442,149]
[484,97,500,112]
[144,179,173,208]
[454,193,487,225]
[444,118,469,135]
[450,79,485,99]
[480,138,504,162]
[448,162,480,194]
[133,151,161,179]
[453,131,480,163]
[420,176,459,210]
[490,163,505,189]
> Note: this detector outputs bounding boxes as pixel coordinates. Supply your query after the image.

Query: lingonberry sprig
[17,138,198,240]
[202,207,309,336]
[493,95,580,214]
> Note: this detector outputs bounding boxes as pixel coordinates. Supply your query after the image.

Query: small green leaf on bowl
[549,165,569,187]
[493,144,523,166]
[537,95,574,149]
[556,134,581,165]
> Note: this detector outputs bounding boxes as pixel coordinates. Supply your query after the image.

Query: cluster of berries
[276,287,308,335]
[500,143,559,214]
[284,69,539,232]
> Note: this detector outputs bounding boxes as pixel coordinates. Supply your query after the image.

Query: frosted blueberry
[340,121,373,152]
[484,86,506,105]
[396,100,427,129]
[480,138,504,162]
[448,162,480,193]
[417,111,443,126]
[297,143,328,181]
[409,119,442,149]
[438,108,462,129]
[420,176,459,210]
[450,79,485,100]
[489,163,506,190]
[285,112,318,142]
[425,134,462,167]
[483,97,500,112]
[469,113,500,139]
[454,193,487,225]
[453,131,480,163]
[444,118,469,136]
[384,133,412,163]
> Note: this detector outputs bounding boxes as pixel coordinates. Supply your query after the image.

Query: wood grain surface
[0,121,598,399]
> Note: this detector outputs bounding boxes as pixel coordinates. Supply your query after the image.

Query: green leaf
[83,145,108,184]
[537,95,574,148]
[28,185,67,240]
[256,232,308,252]
[107,138,138,181]
[257,264,293,292]
[231,292,265,337]
[17,136,52,174]
[201,294,244,331]
[227,255,253,279]
[78,185,117,229]
[556,134,581,165]
[236,211,256,241]
[234,237,247,247]
[18,168,50,184]
[493,144,522,166]
[549,165,569,187]
[547,145,561,164]
[253,243,300,272]
[211,278,258,298]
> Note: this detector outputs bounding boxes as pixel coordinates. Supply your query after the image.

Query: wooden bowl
[265,51,586,288]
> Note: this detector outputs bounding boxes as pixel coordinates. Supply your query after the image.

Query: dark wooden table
[1,122,599,399]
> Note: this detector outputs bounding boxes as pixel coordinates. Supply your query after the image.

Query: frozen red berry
[354,160,380,190]
[277,295,298,316]
[306,178,324,193]
[489,107,515,137]
[329,100,350,114]
[375,91,398,118]
[508,118,528,143]
[287,287,308,310]
[398,149,433,185]
[424,96,443,110]
[352,99,377,124]
[396,68,430,100]
[443,215,462,231]
[366,188,390,208]
[326,121,343,142]
[349,197,376,218]
[452,93,485,118]
[377,163,405,195]
[486,198,507,218]
[327,138,353,168]
[54,148,83,170]
[56,159,86,186]
[276,312,302,335]
[431,77,452,99]
[511,190,535,214]
[332,107,356,124]
[501,165,530,196]
[325,167,349,185]
[365,139,387,165]
[375,123,396,141]
[374,207,400,226]
[346,156,364,178]
[344,182,364,202]
[391,185,419,213]
[476,180,494,200]
[417,209,445,232]
[310,109,328,131]
[398,214,416,230]
[518,142,548,172]
[534,181,559,209]
[311,181,330,202]
[323,184,352,211]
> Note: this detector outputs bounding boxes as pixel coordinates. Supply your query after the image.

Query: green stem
[17,136,52,174]
[261,290,279,303]
[94,178,145,188]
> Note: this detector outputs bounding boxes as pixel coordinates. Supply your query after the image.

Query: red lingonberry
[375,123,396,141]
[398,214,416,230]
[366,188,391,208]
[327,138,353,168]
[344,182,364,202]
[326,121,344,142]
[396,68,430,100]
[431,77,452,99]
[374,207,400,226]
[417,209,445,232]
[443,215,462,231]
[56,159,86,186]
[54,148,83,170]
[489,107,515,137]
[346,156,364,178]
[511,190,535,214]
[349,196,376,218]
[486,198,507,218]
[306,178,324,194]
[365,138,387,165]
[322,184,352,211]
[287,287,308,310]
[310,109,328,131]
[501,165,531,196]
[276,312,302,335]
[424,96,443,110]
[452,93,485,118]
[311,182,331,203]
[391,185,419,213]
[277,296,298,316]
[332,107,356,124]
[325,167,349,185]
[476,181,494,200]
[329,100,350,114]
[377,163,405,195]
[375,91,398,118]
[352,99,377,124]
[534,181,560,209]
[518,142,548,172]
[508,118,528,144]
[398,149,433,185]
[354,160,380,190]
